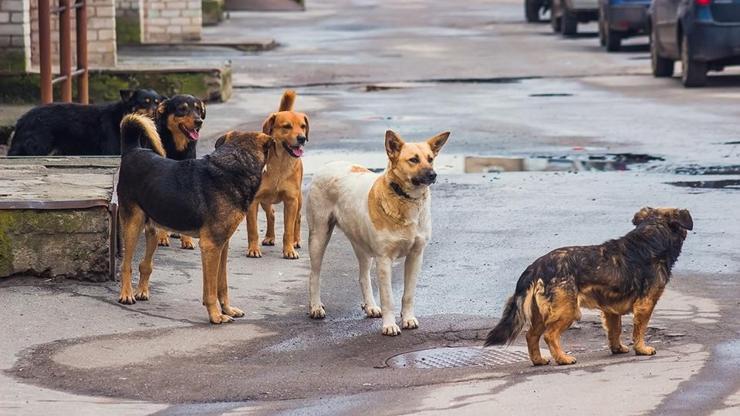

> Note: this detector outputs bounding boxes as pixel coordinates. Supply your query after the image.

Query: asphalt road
[2,0,740,415]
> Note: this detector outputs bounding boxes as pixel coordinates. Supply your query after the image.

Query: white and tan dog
[306,130,450,335]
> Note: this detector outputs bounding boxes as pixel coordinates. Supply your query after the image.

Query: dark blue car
[598,0,652,51]
[650,0,740,87]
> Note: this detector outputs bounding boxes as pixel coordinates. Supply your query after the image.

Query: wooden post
[76,0,89,104]
[39,0,53,104]
[59,0,73,102]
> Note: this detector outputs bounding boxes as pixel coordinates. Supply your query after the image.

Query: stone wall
[0,0,31,72]
[139,0,202,43]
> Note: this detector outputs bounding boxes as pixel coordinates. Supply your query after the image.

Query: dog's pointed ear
[157,100,167,116]
[303,115,310,141]
[262,113,277,135]
[632,207,653,226]
[385,130,404,163]
[673,209,693,230]
[427,131,450,156]
[120,89,134,102]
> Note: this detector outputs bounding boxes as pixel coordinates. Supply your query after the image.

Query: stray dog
[116,114,271,324]
[484,207,693,365]
[153,94,206,250]
[238,89,308,259]
[8,89,162,156]
[306,130,450,335]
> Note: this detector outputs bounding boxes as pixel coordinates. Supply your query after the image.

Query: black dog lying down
[485,207,692,366]
[8,89,162,156]
[116,114,272,324]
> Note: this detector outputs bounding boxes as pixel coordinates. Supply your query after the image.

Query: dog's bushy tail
[279,89,296,112]
[120,114,165,157]
[484,269,539,347]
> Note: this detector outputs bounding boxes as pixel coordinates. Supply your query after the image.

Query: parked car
[598,0,651,51]
[650,0,740,87]
[526,0,551,22]
[551,0,600,35]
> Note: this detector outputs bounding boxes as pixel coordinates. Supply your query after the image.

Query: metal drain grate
[386,346,530,369]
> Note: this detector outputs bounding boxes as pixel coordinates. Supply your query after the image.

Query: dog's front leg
[401,247,424,330]
[246,201,262,258]
[376,257,400,336]
[201,238,233,324]
[218,241,244,318]
[282,198,300,259]
[632,287,664,356]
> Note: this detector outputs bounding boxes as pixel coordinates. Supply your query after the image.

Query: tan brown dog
[245,90,308,259]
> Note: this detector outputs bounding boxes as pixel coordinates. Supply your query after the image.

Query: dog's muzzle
[412,169,437,186]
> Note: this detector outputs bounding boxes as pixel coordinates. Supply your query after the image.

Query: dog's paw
[555,355,577,365]
[402,316,419,329]
[309,303,326,319]
[261,237,275,246]
[134,287,150,301]
[180,237,195,250]
[222,305,245,318]
[531,357,551,366]
[118,290,136,305]
[610,344,630,354]
[382,323,402,336]
[247,246,263,258]
[294,241,301,249]
[362,304,382,318]
[635,345,656,356]
[210,314,235,324]
[283,248,299,260]
[157,235,170,247]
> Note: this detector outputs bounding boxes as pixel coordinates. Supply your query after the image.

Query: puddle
[667,179,740,190]
[529,93,573,97]
[386,346,529,369]
[673,165,740,175]
[464,153,663,173]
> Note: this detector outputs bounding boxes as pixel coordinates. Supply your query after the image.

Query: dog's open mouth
[282,142,304,158]
[178,124,200,141]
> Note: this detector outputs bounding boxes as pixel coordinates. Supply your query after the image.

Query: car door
[654,0,681,57]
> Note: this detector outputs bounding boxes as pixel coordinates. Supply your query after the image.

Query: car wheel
[598,11,607,47]
[606,29,621,52]
[681,34,707,87]
[526,0,542,22]
[650,25,674,77]
[550,1,562,32]
[561,6,578,36]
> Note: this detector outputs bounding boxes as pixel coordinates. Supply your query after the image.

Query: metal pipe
[39,0,53,104]
[59,0,73,102]
[76,0,88,104]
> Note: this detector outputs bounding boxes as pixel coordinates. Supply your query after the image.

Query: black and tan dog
[485,207,692,365]
[153,94,206,250]
[116,114,271,324]
[8,89,162,156]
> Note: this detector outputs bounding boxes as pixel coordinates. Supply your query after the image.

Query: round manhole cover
[386,346,530,369]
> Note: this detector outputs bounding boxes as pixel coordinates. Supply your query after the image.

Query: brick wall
[28,0,117,70]
[140,0,202,43]
[0,0,31,72]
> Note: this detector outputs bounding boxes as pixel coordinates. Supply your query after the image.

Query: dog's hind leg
[602,312,629,354]
[526,300,550,366]
[134,223,159,301]
[307,213,334,319]
[542,285,579,365]
[217,241,244,318]
[118,205,146,305]
[352,244,380,318]
[261,202,276,246]
[377,257,401,336]
[401,246,424,330]
[632,287,665,356]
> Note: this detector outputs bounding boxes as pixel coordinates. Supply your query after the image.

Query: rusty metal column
[76,0,88,104]
[39,0,53,104]
[59,0,73,102]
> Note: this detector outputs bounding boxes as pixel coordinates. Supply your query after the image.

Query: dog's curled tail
[120,114,165,157]
[484,271,540,347]
[279,89,296,112]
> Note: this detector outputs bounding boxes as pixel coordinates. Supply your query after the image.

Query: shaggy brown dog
[116,114,271,324]
[485,207,692,365]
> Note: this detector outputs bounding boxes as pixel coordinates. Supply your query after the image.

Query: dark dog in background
[8,89,162,156]
[485,207,692,366]
[116,114,271,324]
[152,94,206,249]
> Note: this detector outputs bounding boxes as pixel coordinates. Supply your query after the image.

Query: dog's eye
[409,156,420,164]
[300,124,306,129]
[282,124,292,129]
[428,156,433,163]
[145,98,150,103]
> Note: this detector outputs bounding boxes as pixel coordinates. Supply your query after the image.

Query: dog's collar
[390,182,416,200]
